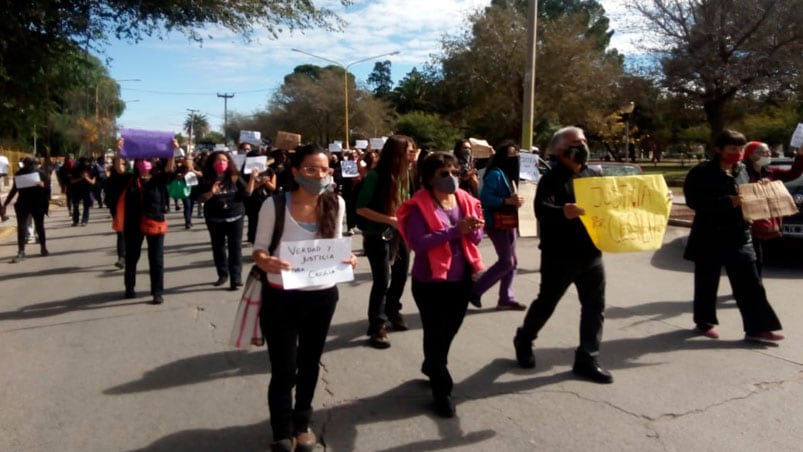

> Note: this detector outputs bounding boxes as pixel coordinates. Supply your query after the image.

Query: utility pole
[217,93,234,144]
[520,0,538,151]
[186,108,199,154]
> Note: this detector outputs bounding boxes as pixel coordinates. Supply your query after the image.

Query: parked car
[769,158,803,239]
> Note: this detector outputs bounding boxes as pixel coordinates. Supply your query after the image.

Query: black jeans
[260,285,338,441]
[693,247,782,333]
[70,192,91,224]
[109,208,125,259]
[519,253,606,356]
[363,234,410,330]
[124,228,165,296]
[15,206,45,252]
[205,217,244,284]
[412,277,471,399]
[182,197,194,225]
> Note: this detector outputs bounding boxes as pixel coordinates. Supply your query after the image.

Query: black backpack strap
[268,192,286,256]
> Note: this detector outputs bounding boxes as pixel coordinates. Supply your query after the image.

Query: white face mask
[755,156,771,167]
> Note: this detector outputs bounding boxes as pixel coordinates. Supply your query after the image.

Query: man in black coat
[513,126,613,384]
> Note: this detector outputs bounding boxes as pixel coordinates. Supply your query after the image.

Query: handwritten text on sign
[280,238,353,289]
[573,175,671,252]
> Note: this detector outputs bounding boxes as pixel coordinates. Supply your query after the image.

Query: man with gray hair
[512,126,613,384]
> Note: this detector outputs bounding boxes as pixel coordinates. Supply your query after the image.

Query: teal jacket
[480,167,514,229]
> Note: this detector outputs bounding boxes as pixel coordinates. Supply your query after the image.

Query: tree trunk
[703,97,726,145]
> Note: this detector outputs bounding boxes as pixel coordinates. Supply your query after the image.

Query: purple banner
[120,129,175,159]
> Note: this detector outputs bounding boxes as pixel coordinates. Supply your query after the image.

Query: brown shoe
[294,428,317,452]
[368,324,391,349]
[387,313,408,331]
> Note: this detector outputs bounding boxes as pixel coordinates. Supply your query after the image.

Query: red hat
[743,141,767,160]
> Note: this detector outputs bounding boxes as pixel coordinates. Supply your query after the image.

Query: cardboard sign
[519,152,540,182]
[341,160,359,178]
[573,175,671,252]
[279,238,354,289]
[354,140,368,149]
[239,130,262,146]
[120,129,175,159]
[469,138,493,159]
[275,131,302,151]
[738,180,799,221]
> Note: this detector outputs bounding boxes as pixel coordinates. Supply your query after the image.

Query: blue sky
[100,0,634,136]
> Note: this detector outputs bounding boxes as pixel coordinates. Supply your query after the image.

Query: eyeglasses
[300,166,334,177]
[438,170,460,178]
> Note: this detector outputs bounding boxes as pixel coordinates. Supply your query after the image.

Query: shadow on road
[0,290,142,321]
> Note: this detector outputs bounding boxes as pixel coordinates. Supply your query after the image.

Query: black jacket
[534,162,601,259]
[683,159,752,261]
[5,167,49,214]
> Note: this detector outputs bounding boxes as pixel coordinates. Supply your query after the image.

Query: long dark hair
[375,134,415,214]
[202,151,239,183]
[485,140,520,184]
[290,144,339,239]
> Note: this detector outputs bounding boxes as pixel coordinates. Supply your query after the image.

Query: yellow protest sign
[573,175,671,252]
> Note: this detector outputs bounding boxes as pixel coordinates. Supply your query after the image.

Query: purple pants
[472,227,517,303]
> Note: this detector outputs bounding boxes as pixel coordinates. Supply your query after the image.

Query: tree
[0,0,346,144]
[367,60,393,98]
[184,113,210,140]
[629,0,803,141]
[390,67,440,114]
[434,1,624,145]
[264,65,394,146]
[394,112,461,151]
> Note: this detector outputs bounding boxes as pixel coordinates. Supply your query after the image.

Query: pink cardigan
[397,188,484,280]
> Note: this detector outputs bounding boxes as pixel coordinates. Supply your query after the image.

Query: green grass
[639,161,694,187]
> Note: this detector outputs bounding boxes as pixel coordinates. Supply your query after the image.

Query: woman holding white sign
[397,152,485,418]
[252,145,356,452]
[4,156,50,263]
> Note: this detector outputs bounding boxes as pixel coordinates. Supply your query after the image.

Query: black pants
[205,217,244,284]
[260,285,338,441]
[182,197,194,225]
[412,277,471,399]
[124,228,165,296]
[244,197,266,244]
[519,253,606,356]
[109,208,125,259]
[71,192,91,225]
[693,247,781,333]
[752,237,767,277]
[15,206,45,252]
[363,234,410,330]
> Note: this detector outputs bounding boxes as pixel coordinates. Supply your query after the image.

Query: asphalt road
[1,201,802,451]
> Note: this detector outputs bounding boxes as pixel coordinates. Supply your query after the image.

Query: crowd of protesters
[1,127,797,452]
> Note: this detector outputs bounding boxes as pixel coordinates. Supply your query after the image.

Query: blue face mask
[294,173,333,195]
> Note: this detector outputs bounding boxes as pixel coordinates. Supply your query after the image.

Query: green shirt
[356,170,386,235]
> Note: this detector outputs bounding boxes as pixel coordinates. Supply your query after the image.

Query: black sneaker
[114,258,125,269]
[513,329,535,369]
[213,276,228,286]
[124,289,136,299]
[11,251,25,263]
[150,295,164,305]
[433,395,456,418]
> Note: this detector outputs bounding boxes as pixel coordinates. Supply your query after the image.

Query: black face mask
[564,144,589,165]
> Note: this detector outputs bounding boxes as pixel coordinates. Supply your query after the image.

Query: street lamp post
[620,101,635,161]
[186,108,199,153]
[291,49,399,148]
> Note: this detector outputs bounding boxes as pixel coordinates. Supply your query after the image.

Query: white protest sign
[231,153,247,172]
[184,172,199,187]
[244,156,268,174]
[341,160,359,178]
[14,172,41,189]
[328,142,343,153]
[519,152,540,182]
[369,137,387,150]
[280,238,354,289]
[354,140,369,149]
[239,130,262,146]
[790,123,803,148]
[518,181,538,237]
